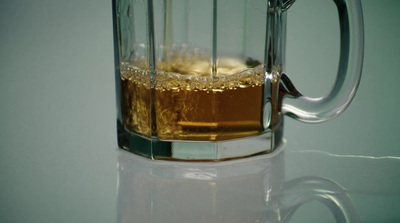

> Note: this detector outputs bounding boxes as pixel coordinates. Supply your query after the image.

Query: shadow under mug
[112,0,364,160]
[117,148,360,222]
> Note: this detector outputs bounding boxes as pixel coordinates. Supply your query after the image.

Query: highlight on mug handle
[282,0,364,123]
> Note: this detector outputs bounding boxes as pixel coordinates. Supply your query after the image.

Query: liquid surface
[120,51,266,141]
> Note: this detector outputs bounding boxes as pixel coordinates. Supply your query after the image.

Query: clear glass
[112,0,364,160]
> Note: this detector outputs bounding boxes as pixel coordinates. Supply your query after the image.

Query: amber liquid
[121,51,265,141]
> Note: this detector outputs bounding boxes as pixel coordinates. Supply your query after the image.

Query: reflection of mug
[117,148,360,222]
[113,0,364,160]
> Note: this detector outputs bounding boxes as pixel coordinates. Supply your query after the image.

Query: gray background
[1,0,399,222]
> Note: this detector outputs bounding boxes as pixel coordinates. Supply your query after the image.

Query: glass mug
[112,0,364,160]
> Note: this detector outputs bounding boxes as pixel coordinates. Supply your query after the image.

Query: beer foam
[122,63,265,92]
[120,48,265,92]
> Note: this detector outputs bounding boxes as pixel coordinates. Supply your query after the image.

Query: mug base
[117,120,283,161]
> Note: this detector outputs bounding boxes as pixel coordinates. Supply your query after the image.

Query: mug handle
[282,0,364,123]
[280,176,361,223]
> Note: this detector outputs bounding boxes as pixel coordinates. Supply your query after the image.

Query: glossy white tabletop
[1,0,399,222]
